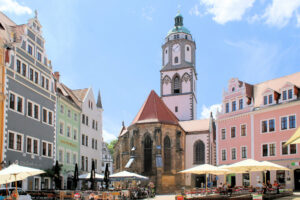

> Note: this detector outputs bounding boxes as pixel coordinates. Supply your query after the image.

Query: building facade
[101,142,113,174]
[73,88,103,174]
[54,72,81,189]
[1,12,56,190]
[216,72,300,189]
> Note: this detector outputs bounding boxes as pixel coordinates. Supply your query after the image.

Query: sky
[1,0,300,142]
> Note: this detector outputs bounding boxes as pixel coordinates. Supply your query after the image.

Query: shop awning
[284,127,300,146]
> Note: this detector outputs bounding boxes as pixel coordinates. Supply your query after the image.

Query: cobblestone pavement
[277,192,300,200]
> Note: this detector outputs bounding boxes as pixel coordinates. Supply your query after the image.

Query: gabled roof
[72,88,89,102]
[131,90,179,125]
[57,83,82,108]
[179,119,210,133]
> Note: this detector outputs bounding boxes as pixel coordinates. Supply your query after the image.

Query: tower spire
[97,90,103,109]
[175,12,183,27]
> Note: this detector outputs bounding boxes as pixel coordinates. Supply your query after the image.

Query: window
[269,119,275,132]
[16,59,21,73]
[67,110,71,118]
[22,63,26,77]
[221,129,226,140]
[288,89,293,99]
[194,140,205,164]
[232,101,236,111]
[281,117,288,130]
[175,106,178,112]
[231,148,236,160]
[9,92,24,114]
[277,171,285,184]
[264,96,268,105]
[42,142,47,156]
[225,103,229,113]
[48,111,53,125]
[231,127,236,138]
[86,116,89,126]
[241,146,247,158]
[282,142,297,155]
[82,134,85,145]
[85,157,88,171]
[144,135,152,172]
[262,144,268,157]
[239,99,243,110]
[269,95,273,104]
[243,173,250,187]
[96,122,98,130]
[221,149,227,161]
[164,136,171,171]
[173,76,180,94]
[37,52,42,62]
[81,156,85,170]
[27,100,39,120]
[270,144,276,156]
[41,76,45,88]
[48,143,52,157]
[262,144,276,157]
[59,122,64,135]
[8,131,23,151]
[43,109,47,123]
[92,138,95,149]
[45,79,49,90]
[95,140,97,150]
[29,68,34,81]
[262,120,268,133]
[27,44,33,55]
[283,91,287,100]
[66,151,70,164]
[27,137,32,153]
[73,129,77,140]
[73,153,77,165]
[82,114,85,124]
[67,126,71,137]
[74,113,77,121]
[92,120,95,129]
[58,149,63,163]
[34,71,39,84]
[26,136,38,155]
[289,115,296,129]
[86,136,88,146]
[241,124,246,136]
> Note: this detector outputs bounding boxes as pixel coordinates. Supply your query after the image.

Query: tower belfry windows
[174,57,178,64]
[173,76,180,94]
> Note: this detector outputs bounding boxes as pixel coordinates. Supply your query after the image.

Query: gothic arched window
[164,136,171,172]
[194,140,205,164]
[173,76,180,94]
[174,56,179,63]
[144,135,152,173]
[130,137,134,149]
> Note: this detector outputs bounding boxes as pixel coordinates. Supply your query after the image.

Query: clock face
[172,44,180,52]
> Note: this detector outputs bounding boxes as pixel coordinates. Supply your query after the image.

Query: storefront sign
[252,194,263,200]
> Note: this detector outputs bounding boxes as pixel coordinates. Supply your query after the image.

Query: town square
[1,0,300,199]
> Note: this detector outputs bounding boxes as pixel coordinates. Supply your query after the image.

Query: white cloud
[0,0,32,15]
[200,0,255,24]
[189,4,201,16]
[142,6,155,21]
[200,104,222,119]
[263,0,300,28]
[103,129,117,142]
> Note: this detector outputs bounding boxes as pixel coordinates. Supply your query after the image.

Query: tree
[107,140,117,155]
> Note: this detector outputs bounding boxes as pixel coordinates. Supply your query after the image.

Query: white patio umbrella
[110,171,148,181]
[218,165,235,184]
[0,163,45,191]
[284,127,300,146]
[78,172,104,180]
[179,164,229,193]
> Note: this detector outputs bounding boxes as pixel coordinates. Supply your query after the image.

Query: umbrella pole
[264,171,266,184]
[224,173,226,184]
[206,173,207,195]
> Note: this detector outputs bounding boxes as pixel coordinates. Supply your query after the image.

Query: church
[113,13,216,193]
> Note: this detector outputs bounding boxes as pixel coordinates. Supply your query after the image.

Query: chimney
[54,71,60,82]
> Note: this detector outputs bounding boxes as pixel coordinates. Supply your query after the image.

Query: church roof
[131,90,179,125]
[179,119,210,133]
[97,90,103,109]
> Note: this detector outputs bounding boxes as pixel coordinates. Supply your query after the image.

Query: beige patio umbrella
[260,161,290,184]
[223,159,268,186]
[0,163,45,193]
[284,127,300,146]
[179,164,229,193]
[218,165,235,184]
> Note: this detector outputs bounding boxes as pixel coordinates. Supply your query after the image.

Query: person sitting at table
[256,181,263,193]
[273,180,280,194]
[267,180,272,189]
[88,192,95,200]
[227,184,233,196]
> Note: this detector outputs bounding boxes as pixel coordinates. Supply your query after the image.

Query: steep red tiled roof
[72,88,89,102]
[58,83,82,108]
[131,90,179,125]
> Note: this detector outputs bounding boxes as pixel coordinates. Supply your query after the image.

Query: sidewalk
[277,192,300,199]
[143,194,176,200]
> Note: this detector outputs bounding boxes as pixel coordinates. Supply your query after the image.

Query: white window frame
[36,50,42,63]
[221,128,226,140]
[261,143,276,157]
[280,114,296,131]
[67,109,71,118]
[66,150,71,164]
[41,140,53,158]
[231,147,237,160]
[281,141,297,155]
[73,128,78,141]
[27,43,33,56]
[59,121,64,135]
[8,131,24,152]
[260,118,276,133]
[27,99,40,121]
[221,149,227,161]
[240,124,247,137]
[43,177,50,190]
[74,113,77,121]
[230,126,237,138]
[241,146,247,159]
[33,176,41,191]
[72,152,78,165]
[66,124,71,138]
[58,147,64,164]
[26,135,39,155]
[8,91,24,114]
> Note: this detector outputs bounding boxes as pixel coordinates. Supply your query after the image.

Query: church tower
[161,13,197,121]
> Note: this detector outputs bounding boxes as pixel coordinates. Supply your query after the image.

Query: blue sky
[2,0,300,142]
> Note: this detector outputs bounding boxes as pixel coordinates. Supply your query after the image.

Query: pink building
[216,72,300,190]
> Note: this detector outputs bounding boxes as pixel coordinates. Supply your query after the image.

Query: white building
[101,142,113,174]
[73,88,103,173]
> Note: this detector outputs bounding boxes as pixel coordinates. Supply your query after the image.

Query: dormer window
[239,99,243,110]
[225,103,229,113]
[283,91,287,100]
[264,96,268,105]
[288,89,293,99]
[269,95,273,104]
[264,94,273,105]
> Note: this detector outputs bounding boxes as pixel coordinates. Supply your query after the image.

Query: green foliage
[107,139,117,155]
